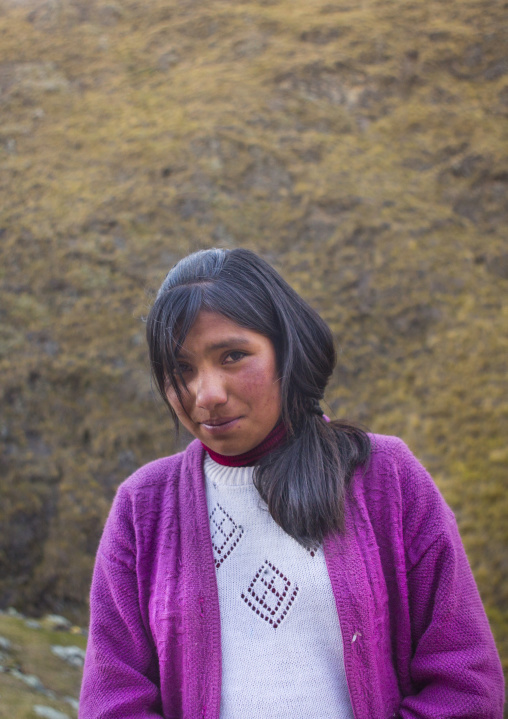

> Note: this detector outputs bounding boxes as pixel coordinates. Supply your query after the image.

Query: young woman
[79,248,504,718]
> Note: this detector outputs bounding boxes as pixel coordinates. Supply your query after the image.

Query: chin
[207,443,245,456]
[204,436,256,456]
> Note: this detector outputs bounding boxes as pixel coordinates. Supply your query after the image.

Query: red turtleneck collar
[202,421,287,467]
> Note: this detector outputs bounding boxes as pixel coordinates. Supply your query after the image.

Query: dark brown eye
[224,351,247,363]
[172,362,191,377]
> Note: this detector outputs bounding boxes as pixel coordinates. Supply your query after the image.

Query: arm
[79,488,163,718]
[396,443,504,718]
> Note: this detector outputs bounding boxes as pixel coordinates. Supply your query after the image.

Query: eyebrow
[176,336,251,357]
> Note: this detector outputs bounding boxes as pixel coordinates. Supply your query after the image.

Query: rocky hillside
[0,608,85,719]
[1,0,507,688]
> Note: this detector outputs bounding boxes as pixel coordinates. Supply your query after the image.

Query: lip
[200,417,241,434]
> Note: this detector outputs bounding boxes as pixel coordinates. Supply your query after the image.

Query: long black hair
[146,248,370,546]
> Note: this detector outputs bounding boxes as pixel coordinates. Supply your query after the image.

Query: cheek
[240,362,280,407]
[166,386,190,418]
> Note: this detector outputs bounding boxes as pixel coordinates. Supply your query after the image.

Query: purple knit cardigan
[79,434,504,718]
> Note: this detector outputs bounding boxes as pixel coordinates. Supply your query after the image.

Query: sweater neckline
[201,420,286,467]
[204,454,254,486]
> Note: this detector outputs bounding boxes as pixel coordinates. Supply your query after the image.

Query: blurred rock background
[0,0,507,709]
[0,607,85,718]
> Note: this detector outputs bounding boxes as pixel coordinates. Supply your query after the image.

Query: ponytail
[254,415,370,546]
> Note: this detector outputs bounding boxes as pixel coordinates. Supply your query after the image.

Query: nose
[194,369,228,410]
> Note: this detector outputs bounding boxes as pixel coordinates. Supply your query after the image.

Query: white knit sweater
[204,453,354,719]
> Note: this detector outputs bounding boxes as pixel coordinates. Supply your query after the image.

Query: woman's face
[166,310,282,456]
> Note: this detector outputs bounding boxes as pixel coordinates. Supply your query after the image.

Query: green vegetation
[1,0,507,704]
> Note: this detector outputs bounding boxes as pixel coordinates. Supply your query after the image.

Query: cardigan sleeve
[79,485,164,719]
[393,440,505,718]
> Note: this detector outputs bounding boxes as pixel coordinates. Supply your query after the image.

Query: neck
[202,421,287,467]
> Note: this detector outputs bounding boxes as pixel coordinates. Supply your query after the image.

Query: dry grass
[1,0,507,700]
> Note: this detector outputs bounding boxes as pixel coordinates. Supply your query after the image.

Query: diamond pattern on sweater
[209,503,244,569]
[241,560,299,629]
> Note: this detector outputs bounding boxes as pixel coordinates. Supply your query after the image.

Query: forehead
[177,311,272,355]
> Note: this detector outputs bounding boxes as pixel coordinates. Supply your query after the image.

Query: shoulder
[368,432,417,464]
[361,432,427,496]
[99,440,204,565]
[118,452,184,496]
[359,433,456,565]
[364,433,441,500]
[115,439,203,503]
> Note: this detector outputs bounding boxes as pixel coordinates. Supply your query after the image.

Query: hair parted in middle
[146,247,370,547]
